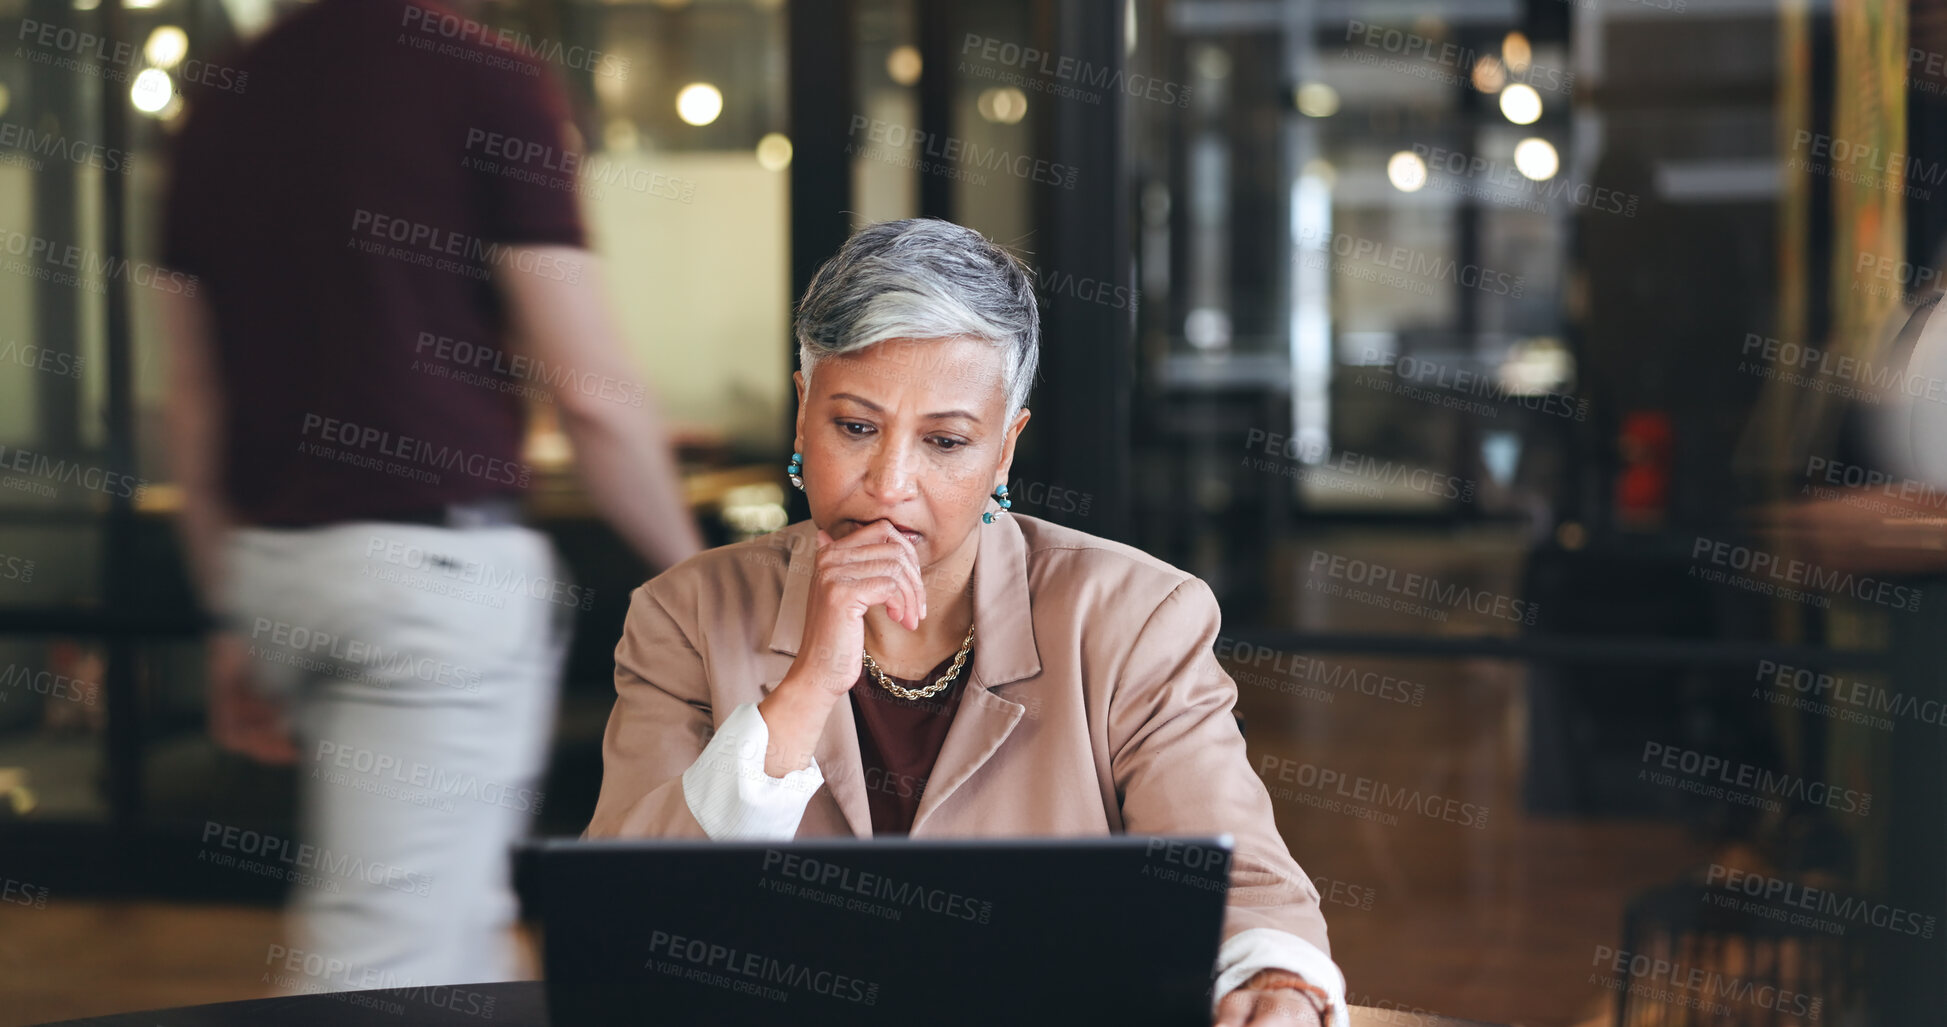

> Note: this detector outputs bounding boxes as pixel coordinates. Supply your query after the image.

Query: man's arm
[157,289,234,609]
[157,286,297,764]
[492,247,704,571]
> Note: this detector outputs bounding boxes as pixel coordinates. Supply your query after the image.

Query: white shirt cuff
[681,701,824,840]
[1212,927,1350,1027]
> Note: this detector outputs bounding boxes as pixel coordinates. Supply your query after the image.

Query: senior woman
[586,218,1347,1027]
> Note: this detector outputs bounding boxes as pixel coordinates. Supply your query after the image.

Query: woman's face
[793,336,1030,569]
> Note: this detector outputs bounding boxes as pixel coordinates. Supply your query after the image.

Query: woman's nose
[863,439,919,499]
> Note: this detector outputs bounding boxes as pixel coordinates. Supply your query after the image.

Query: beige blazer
[585,512,1332,957]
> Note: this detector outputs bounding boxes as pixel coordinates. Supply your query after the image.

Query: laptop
[519,835,1233,1026]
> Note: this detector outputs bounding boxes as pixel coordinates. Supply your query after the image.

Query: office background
[0,0,1940,1023]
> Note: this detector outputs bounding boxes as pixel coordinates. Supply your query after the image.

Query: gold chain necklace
[862,624,975,700]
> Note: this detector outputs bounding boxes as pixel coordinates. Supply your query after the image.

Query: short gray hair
[794,218,1039,420]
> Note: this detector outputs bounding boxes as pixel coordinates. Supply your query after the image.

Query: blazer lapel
[910,685,1023,833]
[911,513,1041,834]
[811,690,874,837]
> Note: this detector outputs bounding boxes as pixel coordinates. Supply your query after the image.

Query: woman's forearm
[755,674,839,777]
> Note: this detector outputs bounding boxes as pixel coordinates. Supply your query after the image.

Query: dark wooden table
[32,980,1501,1026]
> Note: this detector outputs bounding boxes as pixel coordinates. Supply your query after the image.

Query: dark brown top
[161,0,587,527]
[847,646,973,836]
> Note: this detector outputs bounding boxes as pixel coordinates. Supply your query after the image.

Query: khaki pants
[222,519,574,991]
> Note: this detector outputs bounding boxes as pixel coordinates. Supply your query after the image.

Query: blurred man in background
[1752,265,1947,1025]
[157,0,702,992]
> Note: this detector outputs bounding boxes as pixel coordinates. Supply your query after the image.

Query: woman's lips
[854,519,922,542]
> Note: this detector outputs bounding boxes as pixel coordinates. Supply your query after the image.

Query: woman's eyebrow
[829,392,982,424]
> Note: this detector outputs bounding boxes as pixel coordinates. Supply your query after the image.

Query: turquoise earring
[787,451,804,491]
[983,483,1011,523]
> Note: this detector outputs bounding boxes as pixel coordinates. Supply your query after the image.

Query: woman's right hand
[789,519,927,698]
[756,520,925,777]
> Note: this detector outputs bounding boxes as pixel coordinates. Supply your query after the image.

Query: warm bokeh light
[1499,83,1543,125]
[675,83,723,127]
[144,26,189,69]
[1387,150,1428,192]
[1502,31,1532,73]
[131,69,174,114]
[1513,137,1560,180]
[720,483,789,535]
[886,45,922,86]
[976,87,1028,124]
[755,132,793,171]
[1470,54,1505,93]
[1294,82,1339,118]
[1498,336,1574,396]
[0,83,10,119]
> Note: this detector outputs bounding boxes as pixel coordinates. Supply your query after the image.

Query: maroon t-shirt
[161,0,587,527]
[848,648,973,836]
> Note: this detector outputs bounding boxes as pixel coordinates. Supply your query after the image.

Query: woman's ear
[994,406,1032,483]
[792,370,807,448]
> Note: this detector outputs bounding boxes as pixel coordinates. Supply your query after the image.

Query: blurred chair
[1614,880,1867,1026]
